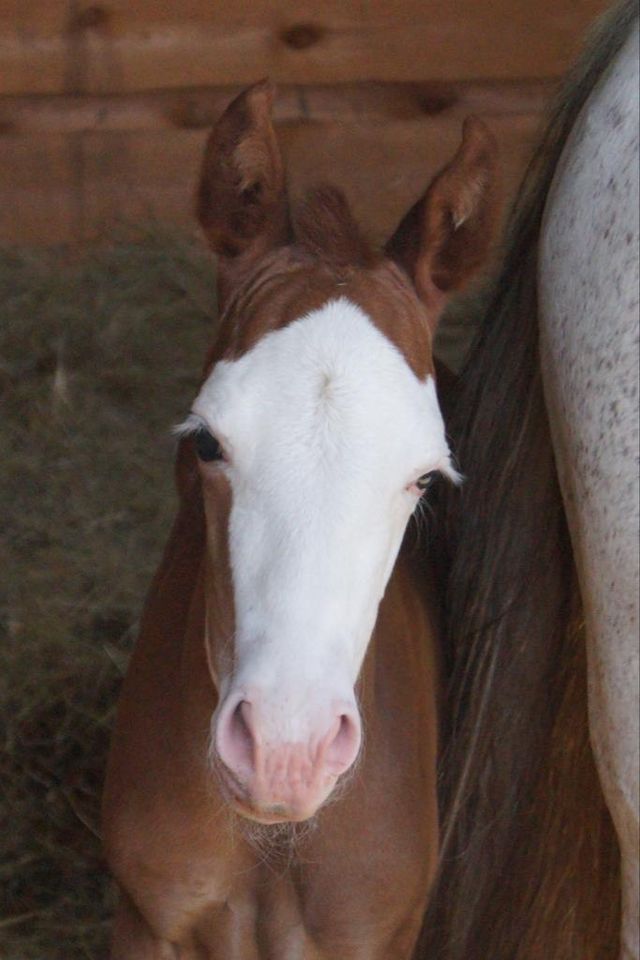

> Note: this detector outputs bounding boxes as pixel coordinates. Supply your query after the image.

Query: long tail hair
[421,3,638,957]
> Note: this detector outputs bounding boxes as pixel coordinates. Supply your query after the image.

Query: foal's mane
[419,3,637,958]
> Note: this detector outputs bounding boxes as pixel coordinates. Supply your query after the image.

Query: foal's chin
[212,755,338,825]
[231,797,319,826]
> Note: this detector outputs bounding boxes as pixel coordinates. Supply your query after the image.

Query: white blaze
[189,298,456,741]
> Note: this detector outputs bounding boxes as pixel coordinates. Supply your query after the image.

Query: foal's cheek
[201,472,236,680]
[200,468,233,559]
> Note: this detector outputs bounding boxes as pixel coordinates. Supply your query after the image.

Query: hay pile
[0,229,216,959]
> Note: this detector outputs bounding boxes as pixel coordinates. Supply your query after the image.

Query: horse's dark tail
[420,3,638,957]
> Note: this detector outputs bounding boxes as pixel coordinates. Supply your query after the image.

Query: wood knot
[72,5,111,31]
[176,98,215,129]
[419,87,456,116]
[281,23,325,50]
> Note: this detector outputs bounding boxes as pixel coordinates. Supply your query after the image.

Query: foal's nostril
[219,699,256,775]
[324,710,361,774]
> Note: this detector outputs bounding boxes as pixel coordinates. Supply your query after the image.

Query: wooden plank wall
[0,0,609,247]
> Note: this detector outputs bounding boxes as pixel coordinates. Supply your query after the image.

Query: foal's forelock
[293,186,378,270]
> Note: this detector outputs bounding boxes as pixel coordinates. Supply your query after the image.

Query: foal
[102,81,499,959]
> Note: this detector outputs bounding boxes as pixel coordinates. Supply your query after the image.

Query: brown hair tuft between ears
[293,185,377,271]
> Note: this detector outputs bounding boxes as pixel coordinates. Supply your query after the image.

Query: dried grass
[0,227,216,959]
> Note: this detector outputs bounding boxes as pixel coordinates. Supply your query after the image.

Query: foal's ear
[196,80,289,288]
[386,117,500,325]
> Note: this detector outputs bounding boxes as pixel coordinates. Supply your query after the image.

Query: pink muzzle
[214,692,362,822]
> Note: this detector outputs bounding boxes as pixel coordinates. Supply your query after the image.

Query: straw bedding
[0,230,216,958]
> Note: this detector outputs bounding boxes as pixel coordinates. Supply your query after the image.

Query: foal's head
[179,81,499,824]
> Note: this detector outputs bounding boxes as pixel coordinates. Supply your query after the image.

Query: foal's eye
[195,428,224,463]
[416,471,438,491]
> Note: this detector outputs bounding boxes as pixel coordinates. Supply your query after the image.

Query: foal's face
[187,80,499,822]
[183,281,457,822]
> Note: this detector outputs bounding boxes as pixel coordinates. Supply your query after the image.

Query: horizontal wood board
[0,79,554,134]
[0,0,609,95]
[0,0,610,245]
